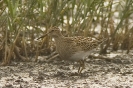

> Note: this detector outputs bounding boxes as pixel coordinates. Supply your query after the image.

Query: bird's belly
[56,42,96,61]
[69,51,92,61]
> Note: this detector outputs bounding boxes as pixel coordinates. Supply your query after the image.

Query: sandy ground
[0,53,133,88]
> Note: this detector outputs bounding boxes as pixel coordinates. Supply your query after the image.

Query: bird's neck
[54,35,64,41]
[53,35,65,46]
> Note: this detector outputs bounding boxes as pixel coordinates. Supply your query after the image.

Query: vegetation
[0,0,133,65]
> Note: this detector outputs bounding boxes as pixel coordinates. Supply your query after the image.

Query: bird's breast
[55,41,75,60]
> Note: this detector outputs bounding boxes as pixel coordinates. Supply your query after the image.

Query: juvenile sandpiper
[38,26,107,74]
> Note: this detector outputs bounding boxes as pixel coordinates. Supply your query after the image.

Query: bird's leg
[81,60,85,71]
[78,61,81,73]
[78,60,85,74]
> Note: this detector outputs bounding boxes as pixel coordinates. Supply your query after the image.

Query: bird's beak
[37,32,49,40]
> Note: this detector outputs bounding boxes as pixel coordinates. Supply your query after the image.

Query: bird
[38,26,107,74]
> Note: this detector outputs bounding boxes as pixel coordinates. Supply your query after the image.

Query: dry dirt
[0,53,133,88]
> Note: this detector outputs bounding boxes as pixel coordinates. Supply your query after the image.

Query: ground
[0,52,133,88]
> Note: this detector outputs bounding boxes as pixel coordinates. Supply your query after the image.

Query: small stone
[5,83,13,88]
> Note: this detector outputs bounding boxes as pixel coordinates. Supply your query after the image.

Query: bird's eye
[50,30,55,32]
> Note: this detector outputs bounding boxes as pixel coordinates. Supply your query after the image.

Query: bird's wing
[72,36,105,51]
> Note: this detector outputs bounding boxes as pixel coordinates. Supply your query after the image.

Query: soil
[0,53,133,88]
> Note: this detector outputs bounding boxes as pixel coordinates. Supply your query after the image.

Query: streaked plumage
[39,26,106,74]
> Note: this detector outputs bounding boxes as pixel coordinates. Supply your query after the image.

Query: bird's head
[37,26,62,40]
[47,26,62,38]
